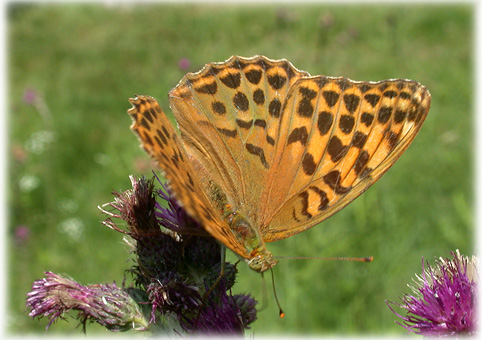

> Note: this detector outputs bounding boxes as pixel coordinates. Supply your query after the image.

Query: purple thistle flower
[387,250,478,336]
[154,175,209,237]
[28,174,257,334]
[26,272,148,331]
[234,293,258,327]
[98,174,257,334]
[180,282,258,334]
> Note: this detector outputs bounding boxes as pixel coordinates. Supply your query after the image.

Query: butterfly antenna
[270,268,285,318]
[275,256,374,262]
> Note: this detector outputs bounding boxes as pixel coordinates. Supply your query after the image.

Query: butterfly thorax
[224,208,278,273]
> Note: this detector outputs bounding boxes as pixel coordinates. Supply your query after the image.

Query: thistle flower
[26,272,148,331]
[154,176,209,237]
[98,174,257,334]
[28,175,257,334]
[387,250,478,337]
[181,282,257,334]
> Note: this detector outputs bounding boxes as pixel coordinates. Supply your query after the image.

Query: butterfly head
[247,252,278,273]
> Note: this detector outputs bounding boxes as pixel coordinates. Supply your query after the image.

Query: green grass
[7,2,473,336]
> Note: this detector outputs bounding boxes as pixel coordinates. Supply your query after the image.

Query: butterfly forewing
[128,95,251,259]
[261,77,430,242]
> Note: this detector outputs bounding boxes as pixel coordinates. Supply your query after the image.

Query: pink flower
[23,88,37,105]
[14,225,30,244]
[387,250,478,336]
[178,58,191,70]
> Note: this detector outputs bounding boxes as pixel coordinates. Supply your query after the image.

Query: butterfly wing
[168,55,309,226]
[128,95,251,259]
[129,57,431,258]
[261,77,431,242]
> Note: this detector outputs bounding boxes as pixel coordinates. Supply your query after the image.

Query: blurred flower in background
[387,250,477,337]
[57,218,84,242]
[318,12,334,30]
[23,88,37,105]
[11,143,27,163]
[24,130,55,155]
[13,225,30,246]
[21,87,52,124]
[276,8,299,26]
[178,57,191,71]
[18,174,40,192]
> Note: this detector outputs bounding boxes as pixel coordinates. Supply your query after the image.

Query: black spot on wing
[361,112,374,127]
[323,170,351,195]
[378,106,392,124]
[268,74,287,90]
[195,82,217,94]
[254,119,267,128]
[233,92,249,111]
[269,98,282,117]
[287,127,309,146]
[220,73,241,89]
[337,79,352,91]
[302,153,317,176]
[339,115,355,134]
[322,90,340,108]
[318,111,333,135]
[217,127,237,138]
[297,98,314,117]
[327,136,349,162]
[352,131,368,148]
[236,119,253,130]
[343,94,360,114]
[309,186,329,210]
[253,89,265,105]
[364,94,380,108]
[246,143,269,169]
[212,101,226,115]
[298,191,312,219]
[245,69,262,84]
[383,90,398,98]
[143,108,155,123]
[354,150,370,175]
[394,109,407,123]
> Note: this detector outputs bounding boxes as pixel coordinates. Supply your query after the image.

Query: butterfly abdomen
[223,207,260,254]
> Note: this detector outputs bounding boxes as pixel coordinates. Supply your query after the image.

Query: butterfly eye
[247,256,263,272]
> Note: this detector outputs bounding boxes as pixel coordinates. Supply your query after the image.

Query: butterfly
[128,55,431,273]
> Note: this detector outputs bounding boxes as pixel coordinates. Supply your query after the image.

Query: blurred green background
[7,2,473,336]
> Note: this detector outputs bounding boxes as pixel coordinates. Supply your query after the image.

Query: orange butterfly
[128,56,430,273]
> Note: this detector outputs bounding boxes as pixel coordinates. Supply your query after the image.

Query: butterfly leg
[204,245,227,301]
[194,246,227,327]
